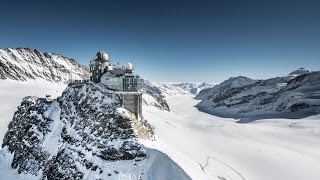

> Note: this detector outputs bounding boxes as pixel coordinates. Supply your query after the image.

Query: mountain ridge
[196,69,320,121]
[0,47,89,82]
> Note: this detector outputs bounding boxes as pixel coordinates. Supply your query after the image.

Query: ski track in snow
[199,156,246,180]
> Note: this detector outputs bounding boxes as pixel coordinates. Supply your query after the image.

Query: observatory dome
[124,62,133,70]
[96,50,109,61]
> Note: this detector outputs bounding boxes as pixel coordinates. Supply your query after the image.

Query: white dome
[96,50,109,61]
[124,62,133,70]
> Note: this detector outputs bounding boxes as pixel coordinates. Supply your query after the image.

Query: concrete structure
[89,50,142,118]
[122,94,142,119]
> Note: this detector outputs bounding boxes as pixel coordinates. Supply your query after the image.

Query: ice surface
[143,95,320,180]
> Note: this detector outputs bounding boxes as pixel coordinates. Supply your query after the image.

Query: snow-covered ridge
[148,81,192,98]
[141,80,192,111]
[289,67,312,77]
[196,70,320,120]
[172,82,215,95]
[0,48,89,82]
[0,82,190,180]
[196,76,258,100]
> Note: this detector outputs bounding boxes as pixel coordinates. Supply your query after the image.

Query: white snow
[0,48,89,82]
[41,101,64,157]
[0,79,67,144]
[142,93,162,107]
[142,95,320,180]
[0,145,190,180]
[0,147,41,180]
[143,81,191,98]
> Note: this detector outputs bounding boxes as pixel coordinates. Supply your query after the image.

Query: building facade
[89,50,141,92]
[89,50,142,118]
[89,50,112,83]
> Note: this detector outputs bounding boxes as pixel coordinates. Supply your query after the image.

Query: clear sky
[1,0,320,83]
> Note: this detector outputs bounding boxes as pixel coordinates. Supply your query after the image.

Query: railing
[68,79,89,84]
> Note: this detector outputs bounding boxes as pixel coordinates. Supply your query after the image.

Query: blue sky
[1,0,320,83]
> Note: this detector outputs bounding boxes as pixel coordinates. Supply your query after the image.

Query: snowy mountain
[150,82,191,98]
[196,76,258,100]
[0,48,89,82]
[173,82,215,95]
[0,82,190,180]
[289,67,312,77]
[141,80,191,111]
[0,47,90,144]
[196,69,320,120]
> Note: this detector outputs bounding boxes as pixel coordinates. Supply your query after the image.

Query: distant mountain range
[172,82,215,95]
[196,68,320,122]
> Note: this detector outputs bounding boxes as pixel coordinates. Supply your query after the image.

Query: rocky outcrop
[0,82,156,179]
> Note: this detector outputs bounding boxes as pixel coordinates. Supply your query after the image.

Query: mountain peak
[289,67,312,76]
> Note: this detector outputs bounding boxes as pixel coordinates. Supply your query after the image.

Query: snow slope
[141,80,191,111]
[196,76,257,100]
[0,48,89,82]
[0,79,67,144]
[173,82,215,95]
[144,81,191,98]
[143,95,320,180]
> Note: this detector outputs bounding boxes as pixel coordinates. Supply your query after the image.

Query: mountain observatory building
[89,50,142,118]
